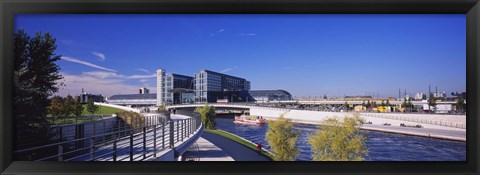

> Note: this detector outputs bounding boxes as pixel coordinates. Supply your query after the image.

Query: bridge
[14,111,203,161]
[168,103,466,141]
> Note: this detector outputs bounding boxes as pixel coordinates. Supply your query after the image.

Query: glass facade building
[194,70,251,103]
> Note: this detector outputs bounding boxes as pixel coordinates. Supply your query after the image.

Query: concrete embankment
[258,110,466,142]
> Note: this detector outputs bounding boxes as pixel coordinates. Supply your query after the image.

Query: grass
[47,116,103,125]
[47,105,127,125]
[82,104,126,115]
[205,129,274,160]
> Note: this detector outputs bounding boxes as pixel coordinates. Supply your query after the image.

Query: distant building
[344,96,373,101]
[80,93,104,104]
[139,87,150,94]
[157,69,195,105]
[194,70,251,103]
[415,92,426,100]
[108,93,157,107]
[433,91,447,98]
[248,90,292,102]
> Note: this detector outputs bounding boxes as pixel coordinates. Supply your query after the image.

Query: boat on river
[234,115,266,125]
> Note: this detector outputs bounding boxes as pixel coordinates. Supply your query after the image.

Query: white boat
[234,115,266,125]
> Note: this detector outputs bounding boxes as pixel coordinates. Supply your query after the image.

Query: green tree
[86,98,99,117]
[428,93,437,111]
[308,114,368,161]
[456,96,466,112]
[381,100,385,107]
[323,94,328,100]
[73,96,84,123]
[48,96,63,123]
[195,104,216,129]
[265,115,300,161]
[158,105,166,112]
[60,95,75,124]
[386,100,391,107]
[14,29,63,146]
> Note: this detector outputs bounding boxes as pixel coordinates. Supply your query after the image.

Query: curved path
[201,132,270,161]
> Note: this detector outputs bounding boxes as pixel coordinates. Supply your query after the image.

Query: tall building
[164,73,195,105]
[194,70,251,103]
[139,87,149,94]
[156,69,166,106]
[157,69,195,105]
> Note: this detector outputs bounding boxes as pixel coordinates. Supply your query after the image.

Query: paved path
[182,137,234,161]
[201,132,270,161]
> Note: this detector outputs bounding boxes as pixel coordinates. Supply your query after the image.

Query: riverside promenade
[183,132,270,161]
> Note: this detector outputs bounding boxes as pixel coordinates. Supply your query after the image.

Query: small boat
[234,115,266,125]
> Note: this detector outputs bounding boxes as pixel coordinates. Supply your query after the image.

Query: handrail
[14,111,202,161]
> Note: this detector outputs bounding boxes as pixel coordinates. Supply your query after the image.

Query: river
[214,116,466,161]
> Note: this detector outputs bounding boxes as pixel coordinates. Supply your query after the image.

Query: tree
[265,115,300,161]
[381,100,385,107]
[428,93,437,112]
[456,96,466,112]
[48,96,63,123]
[366,101,371,110]
[323,94,328,100]
[195,104,216,130]
[158,105,166,112]
[59,95,75,124]
[73,96,84,123]
[14,29,63,146]
[308,114,368,161]
[386,100,391,107]
[344,101,349,111]
[86,98,99,117]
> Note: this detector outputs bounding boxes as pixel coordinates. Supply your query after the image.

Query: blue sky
[15,14,466,98]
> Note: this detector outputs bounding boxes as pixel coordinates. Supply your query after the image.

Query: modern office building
[194,69,251,103]
[248,90,293,102]
[108,93,157,107]
[157,69,195,105]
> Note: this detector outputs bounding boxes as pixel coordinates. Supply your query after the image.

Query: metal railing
[353,112,466,129]
[14,111,202,161]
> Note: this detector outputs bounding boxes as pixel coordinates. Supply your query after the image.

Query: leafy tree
[386,100,391,107]
[308,114,368,161]
[14,29,63,147]
[195,104,216,129]
[361,101,366,107]
[381,100,385,107]
[73,96,84,123]
[48,96,63,123]
[456,96,466,112]
[86,98,99,117]
[366,101,371,110]
[60,95,75,124]
[344,101,349,111]
[428,93,437,111]
[323,94,328,100]
[265,115,300,161]
[158,105,166,112]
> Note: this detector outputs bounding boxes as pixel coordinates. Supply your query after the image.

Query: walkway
[182,137,234,161]
[200,132,270,161]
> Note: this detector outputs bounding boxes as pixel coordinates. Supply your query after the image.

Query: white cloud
[82,71,125,79]
[61,56,117,72]
[221,66,239,73]
[236,33,256,36]
[56,73,157,97]
[139,79,149,83]
[210,28,226,37]
[136,68,150,73]
[127,74,157,79]
[91,51,106,61]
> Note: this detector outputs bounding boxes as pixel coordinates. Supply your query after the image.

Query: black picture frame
[1,0,478,174]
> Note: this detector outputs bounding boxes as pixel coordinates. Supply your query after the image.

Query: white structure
[139,87,150,94]
[415,92,424,100]
[157,69,166,106]
[434,91,447,98]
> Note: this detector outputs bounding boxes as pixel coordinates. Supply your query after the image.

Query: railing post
[130,130,133,161]
[113,133,117,161]
[154,125,157,157]
[58,145,63,161]
[169,120,174,148]
[143,127,146,159]
[90,138,95,161]
[162,123,165,149]
[176,121,179,142]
